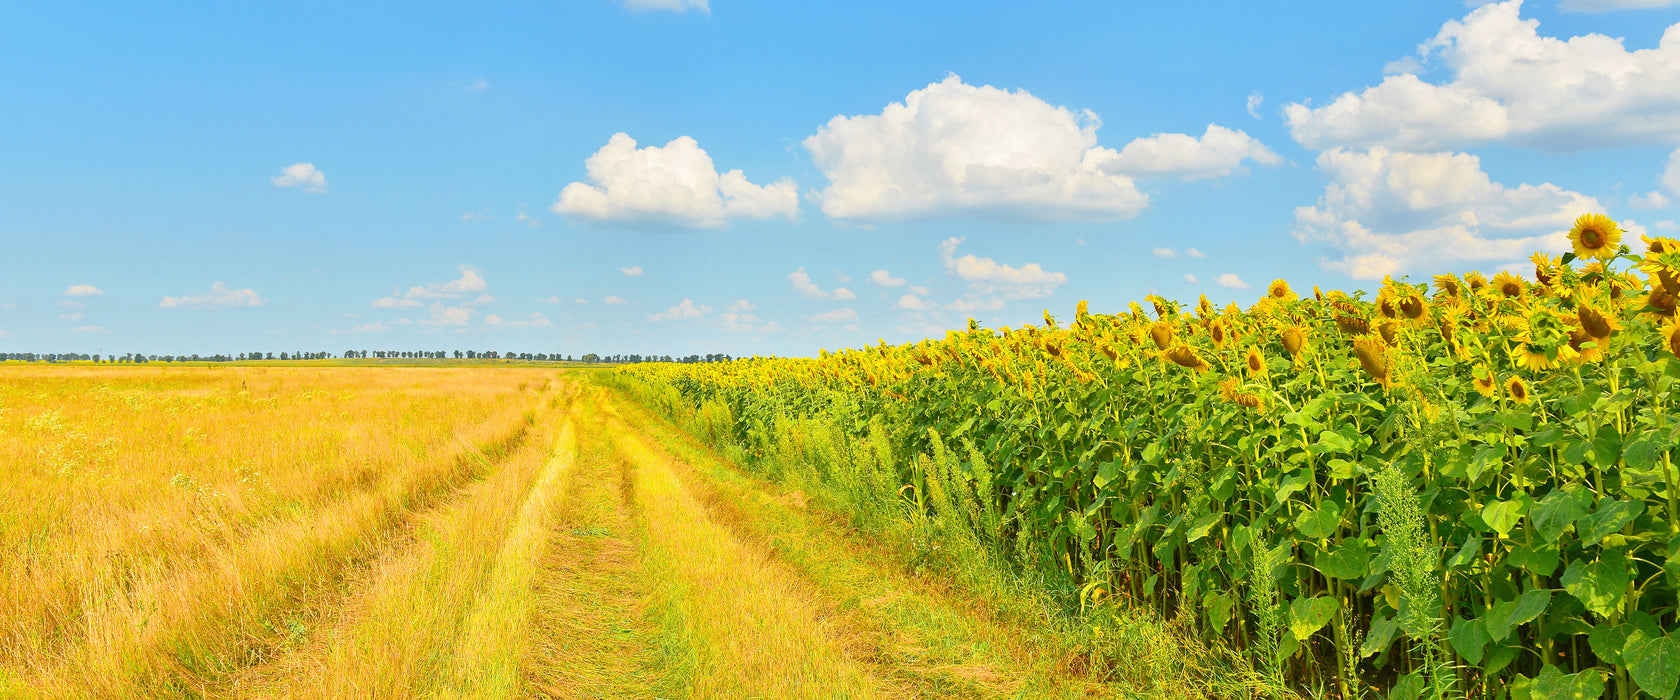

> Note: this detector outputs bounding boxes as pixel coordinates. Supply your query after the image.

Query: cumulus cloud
[895,294,938,311]
[373,266,487,308]
[71,325,105,334]
[421,303,475,326]
[1247,92,1264,119]
[63,284,103,297]
[604,296,628,305]
[620,0,708,12]
[726,299,755,312]
[483,313,552,329]
[271,162,327,193]
[1152,248,1179,258]
[1632,191,1674,209]
[552,133,797,228]
[59,313,83,321]
[868,270,907,287]
[945,297,1006,313]
[803,75,1149,222]
[1285,1,1680,151]
[648,298,712,322]
[1656,220,1679,231]
[1094,124,1281,179]
[620,266,644,277]
[159,282,264,309]
[1292,147,1601,279]
[1187,248,1205,258]
[1184,274,1199,283]
[539,296,562,304]
[808,307,859,324]
[720,301,778,334]
[1218,274,1249,289]
[788,267,856,300]
[939,237,1067,300]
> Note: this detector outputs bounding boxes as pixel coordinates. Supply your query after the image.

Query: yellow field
[0,364,1192,699]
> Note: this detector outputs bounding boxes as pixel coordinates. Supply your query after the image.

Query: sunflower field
[614,215,1680,698]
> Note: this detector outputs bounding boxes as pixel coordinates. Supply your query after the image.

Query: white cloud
[788,267,856,300]
[0,330,8,339]
[468,78,490,92]
[802,75,1149,222]
[421,303,475,326]
[1247,92,1264,119]
[59,313,83,321]
[63,284,102,297]
[461,211,491,222]
[720,302,779,333]
[1632,191,1675,209]
[939,237,1067,300]
[1094,124,1281,180]
[1183,274,1199,283]
[648,298,712,322]
[58,300,83,309]
[516,211,541,228]
[1218,274,1250,289]
[1656,220,1678,231]
[159,282,264,309]
[1,303,14,309]
[1152,248,1178,258]
[271,162,328,193]
[1292,146,1601,279]
[620,266,644,277]
[726,299,755,312]
[471,294,496,306]
[71,325,104,334]
[552,133,797,228]
[895,294,939,311]
[483,313,551,329]
[1560,0,1680,12]
[373,266,487,308]
[910,285,931,295]
[1285,2,1680,151]
[868,270,907,287]
[352,322,390,333]
[573,297,589,304]
[809,307,859,324]
[620,0,708,12]
[604,296,628,305]
[945,296,1006,313]
[1663,146,1680,194]
[1186,248,1205,258]
[539,296,562,304]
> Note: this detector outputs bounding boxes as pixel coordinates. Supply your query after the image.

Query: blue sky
[3,0,1679,357]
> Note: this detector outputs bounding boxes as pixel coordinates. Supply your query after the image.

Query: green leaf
[1576,499,1645,547]
[1361,615,1397,658]
[1530,665,1606,700]
[1484,642,1519,676]
[1274,470,1311,504]
[1186,511,1220,543]
[1469,444,1506,482]
[1295,505,1341,539]
[1623,632,1680,699]
[1209,465,1235,502]
[1589,425,1622,470]
[1092,460,1120,488]
[1588,622,1632,666]
[1563,553,1630,618]
[1448,615,1491,665]
[1531,486,1592,544]
[1287,596,1339,640]
[1483,496,1529,537]
[1485,588,1552,643]
[1448,534,1483,569]
[1561,437,1591,466]
[1311,429,1355,455]
[1495,410,1534,432]
[1204,591,1235,632]
[1314,540,1370,580]
[1507,540,1561,577]
[1327,458,1356,480]
[1623,435,1660,472]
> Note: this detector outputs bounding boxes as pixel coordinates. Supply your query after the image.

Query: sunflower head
[1165,345,1210,372]
[1268,279,1296,302]
[1075,300,1089,324]
[1332,300,1370,336]
[1647,286,1677,319]
[1235,392,1266,412]
[1569,213,1624,261]
[1352,336,1392,388]
[1647,234,1675,255]
[1377,319,1399,346]
[1148,294,1175,319]
[1472,365,1497,398]
[1209,320,1228,348]
[1313,285,1324,302]
[1465,271,1489,294]
[1666,320,1680,360]
[1531,252,1559,286]
[1044,309,1058,329]
[1576,300,1619,340]
[1566,327,1605,364]
[1218,376,1240,401]
[1197,294,1214,318]
[1434,274,1463,300]
[1148,321,1175,350]
[1245,346,1266,375]
[1281,325,1307,357]
[1399,293,1428,322]
[1506,376,1532,404]
[1492,271,1527,299]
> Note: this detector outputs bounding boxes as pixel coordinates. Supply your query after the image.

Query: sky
[3,0,1680,358]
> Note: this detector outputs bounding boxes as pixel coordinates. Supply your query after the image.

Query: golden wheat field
[1,364,1169,699]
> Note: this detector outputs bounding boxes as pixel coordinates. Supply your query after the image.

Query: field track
[1,367,1146,699]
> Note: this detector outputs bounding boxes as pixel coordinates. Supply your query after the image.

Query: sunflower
[1209,319,1228,349]
[1332,300,1370,335]
[1044,309,1058,329]
[1531,252,1559,287]
[1377,320,1399,346]
[1433,273,1463,300]
[1645,286,1677,320]
[1313,285,1325,302]
[1268,279,1297,302]
[1245,346,1266,375]
[1566,327,1605,364]
[1353,336,1392,388]
[1506,376,1532,404]
[1149,321,1175,350]
[1218,376,1241,402]
[1465,271,1490,295]
[1281,325,1308,358]
[1491,271,1527,299]
[1575,298,1622,342]
[1376,288,1400,320]
[1472,365,1497,398]
[1197,294,1215,318]
[1398,292,1428,325]
[1569,213,1623,261]
[1165,345,1211,372]
[1647,234,1676,255]
[1666,319,1680,360]
[1235,392,1266,411]
[1148,294,1175,319]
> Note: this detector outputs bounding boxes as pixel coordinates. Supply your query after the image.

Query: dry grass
[0,365,557,696]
